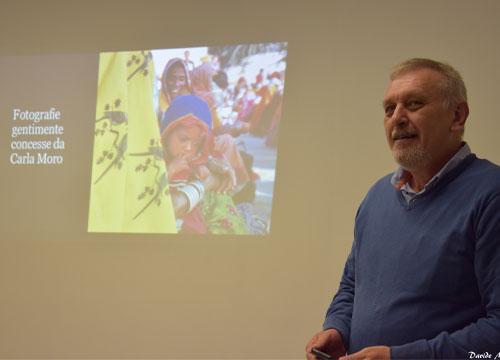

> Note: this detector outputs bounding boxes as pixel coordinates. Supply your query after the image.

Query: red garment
[161,114,222,234]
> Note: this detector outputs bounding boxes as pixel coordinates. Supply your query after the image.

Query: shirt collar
[390,142,471,196]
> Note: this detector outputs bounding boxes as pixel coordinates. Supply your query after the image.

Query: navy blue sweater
[324,155,500,358]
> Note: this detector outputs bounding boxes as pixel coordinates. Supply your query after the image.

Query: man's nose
[391,104,409,125]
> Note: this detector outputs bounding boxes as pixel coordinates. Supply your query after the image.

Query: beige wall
[0,0,499,358]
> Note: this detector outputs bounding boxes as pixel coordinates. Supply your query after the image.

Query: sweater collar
[390,143,471,200]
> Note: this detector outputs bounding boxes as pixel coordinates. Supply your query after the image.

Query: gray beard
[393,145,432,170]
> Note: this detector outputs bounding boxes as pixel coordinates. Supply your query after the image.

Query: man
[184,50,195,72]
[306,59,500,359]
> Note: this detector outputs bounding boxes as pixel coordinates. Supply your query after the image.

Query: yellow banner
[88,51,177,233]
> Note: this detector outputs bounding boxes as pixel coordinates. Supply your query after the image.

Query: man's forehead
[383,69,444,103]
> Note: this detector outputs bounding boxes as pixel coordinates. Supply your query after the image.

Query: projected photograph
[88,42,287,235]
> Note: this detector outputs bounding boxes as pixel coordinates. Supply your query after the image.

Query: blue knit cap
[161,95,212,133]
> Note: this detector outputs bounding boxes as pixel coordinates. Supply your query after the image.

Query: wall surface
[0,0,499,358]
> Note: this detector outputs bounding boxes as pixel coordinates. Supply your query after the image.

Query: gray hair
[390,58,467,108]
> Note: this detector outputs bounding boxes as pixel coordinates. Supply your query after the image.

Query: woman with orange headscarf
[160,95,247,234]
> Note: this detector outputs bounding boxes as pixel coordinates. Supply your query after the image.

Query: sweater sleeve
[323,241,356,350]
[391,192,500,359]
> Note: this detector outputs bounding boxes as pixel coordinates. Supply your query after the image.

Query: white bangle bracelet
[178,184,201,213]
[189,179,206,199]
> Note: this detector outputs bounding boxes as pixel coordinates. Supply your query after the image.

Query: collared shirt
[390,143,472,204]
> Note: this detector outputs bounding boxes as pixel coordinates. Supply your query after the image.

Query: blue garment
[323,154,500,358]
[391,143,471,204]
[161,95,212,133]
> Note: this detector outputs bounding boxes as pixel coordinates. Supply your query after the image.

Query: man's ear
[450,101,469,132]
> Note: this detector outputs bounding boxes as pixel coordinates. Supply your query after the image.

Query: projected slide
[1,42,287,237]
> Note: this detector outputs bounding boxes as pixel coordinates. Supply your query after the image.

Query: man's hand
[305,328,346,360]
[339,346,390,360]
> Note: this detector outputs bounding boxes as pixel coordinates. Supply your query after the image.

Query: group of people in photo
[155,47,286,234]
